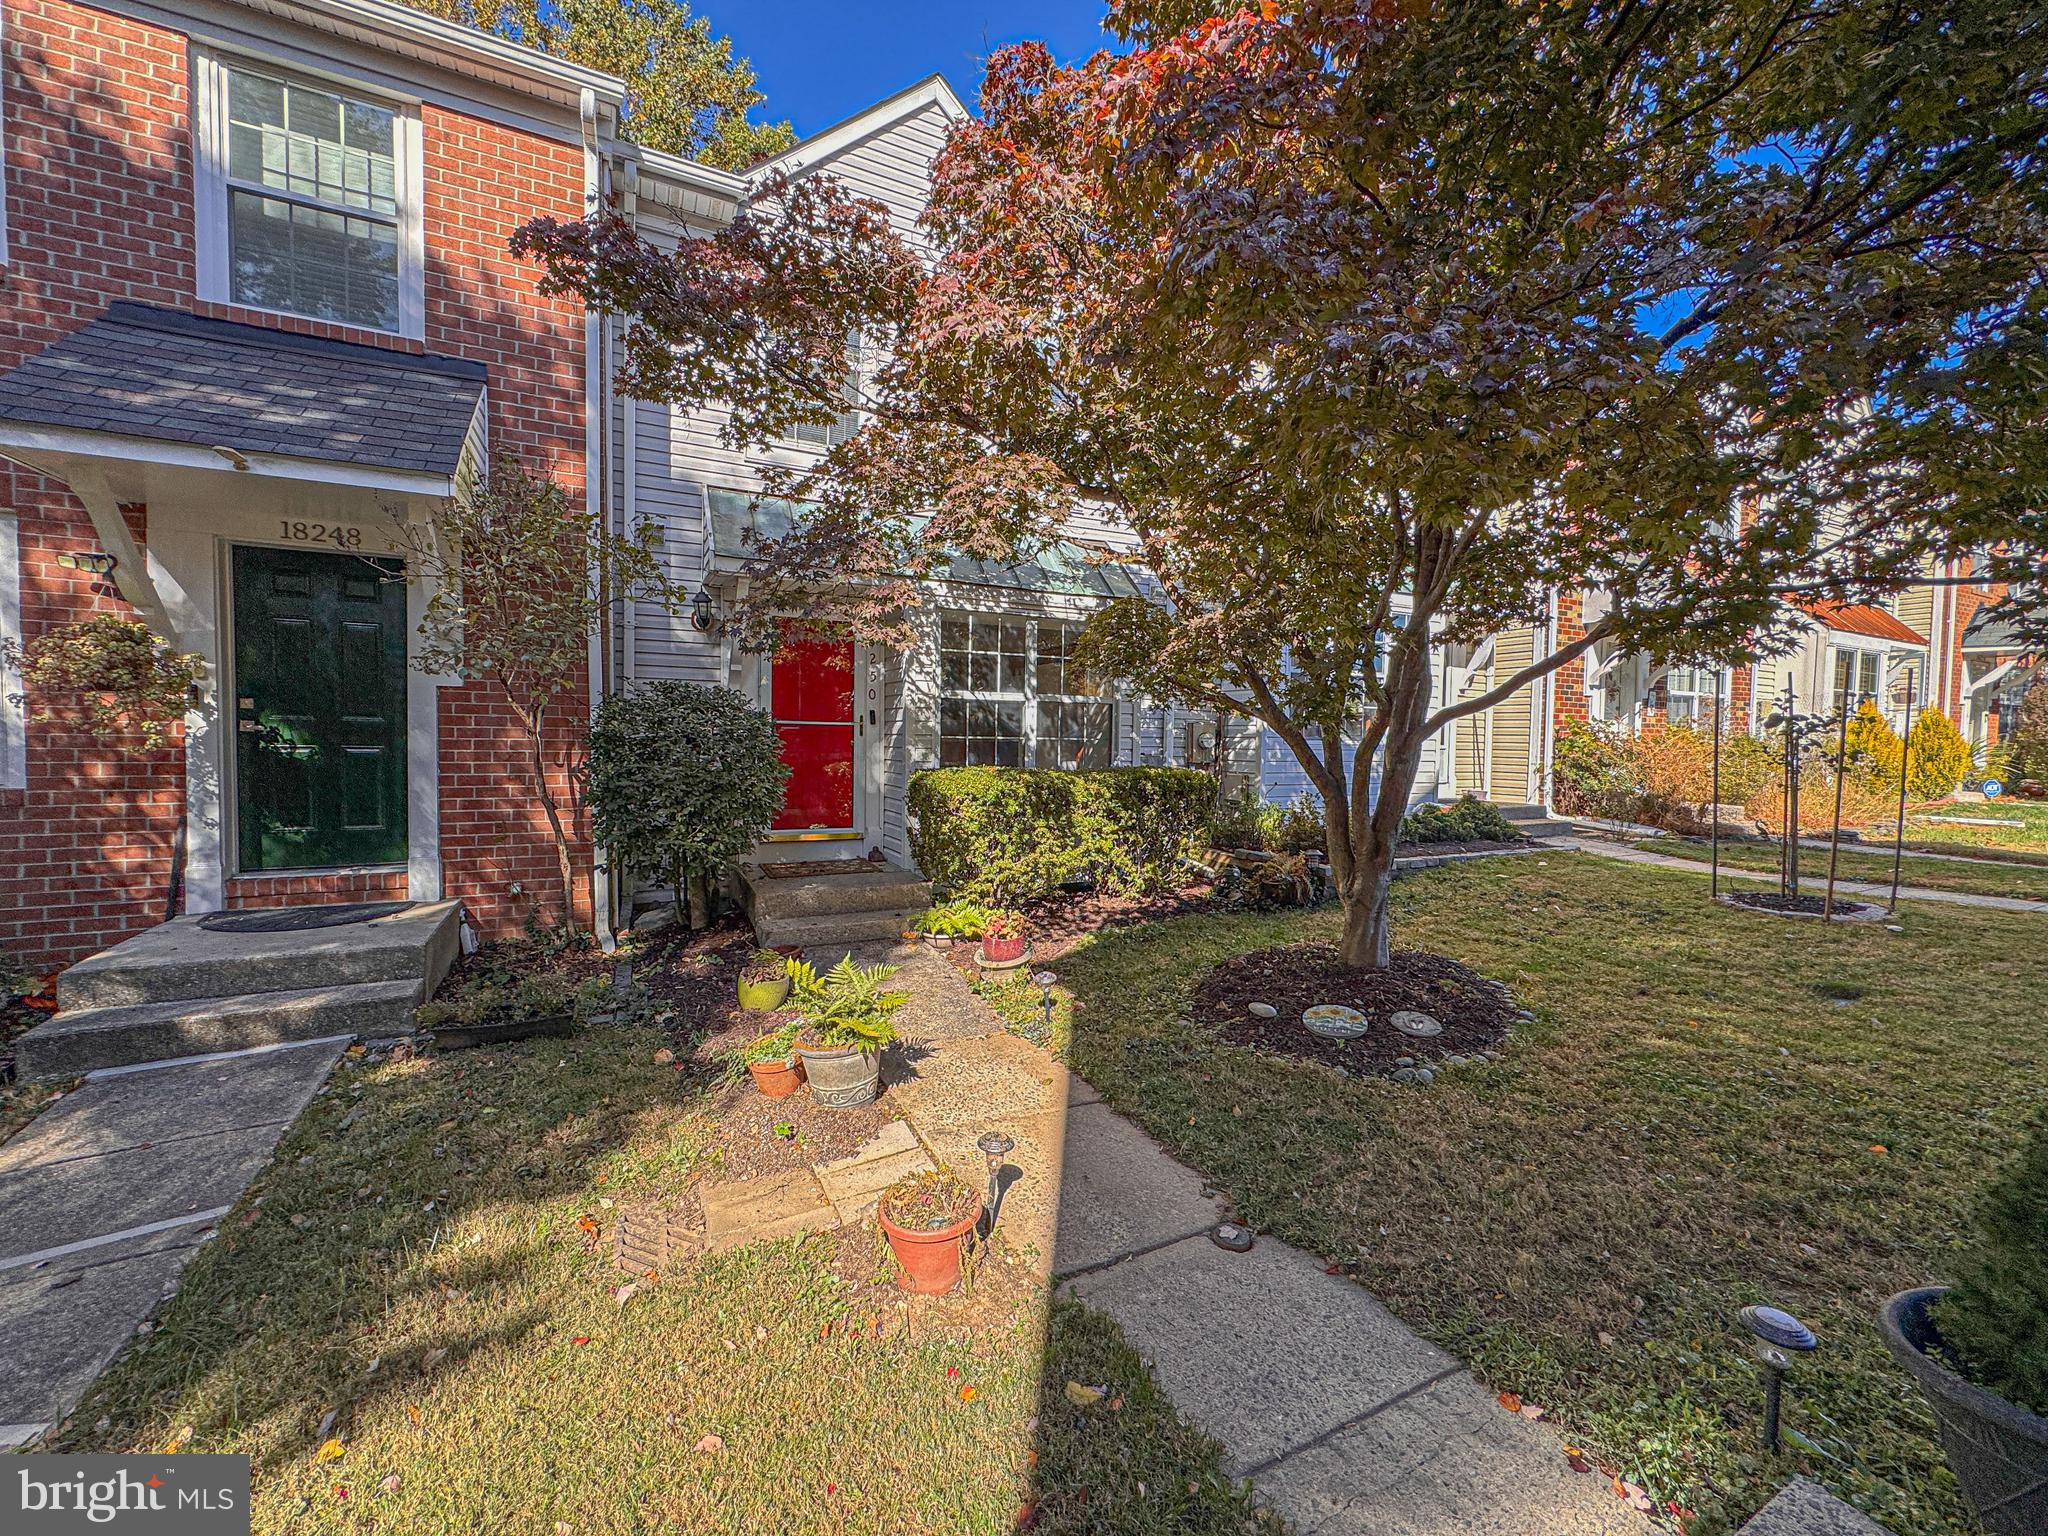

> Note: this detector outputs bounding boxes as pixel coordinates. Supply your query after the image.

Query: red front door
[770,625,857,833]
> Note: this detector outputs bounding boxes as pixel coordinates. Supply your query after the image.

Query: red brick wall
[0,0,595,966]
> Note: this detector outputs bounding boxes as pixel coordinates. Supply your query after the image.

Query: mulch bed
[1194,943,1514,1076]
[1400,837,1532,857]
[706,1080,896,1182]
[1722,890,1879,919]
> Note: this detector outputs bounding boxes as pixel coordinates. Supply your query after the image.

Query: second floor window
[198,56,421,336]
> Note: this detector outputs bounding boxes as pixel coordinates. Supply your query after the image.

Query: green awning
[706,488,1144,601]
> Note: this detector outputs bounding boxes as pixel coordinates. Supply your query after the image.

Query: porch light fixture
[690,587,716,633]
[1739,1304,1818,1453]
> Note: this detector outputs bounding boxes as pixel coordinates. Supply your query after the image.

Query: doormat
[760,859,882,880]
[197,901,413,934]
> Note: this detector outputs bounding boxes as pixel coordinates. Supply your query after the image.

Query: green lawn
[981,854,2046,1536]
[37,1013,1272,1535]
[1900,799,2048,858]
[1635,835,2048,902]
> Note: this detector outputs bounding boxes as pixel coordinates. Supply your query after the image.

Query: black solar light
[1740,1304,1818,1452]
[977,1131,1015,1236]
[1034,969,1058,1041]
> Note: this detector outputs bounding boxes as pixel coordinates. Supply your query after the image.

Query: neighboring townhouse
[0,0,625,967]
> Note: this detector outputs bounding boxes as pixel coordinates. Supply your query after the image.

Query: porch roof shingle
[0,304,486,480]
[707,488,1145,601]
[1805,600,1927,646]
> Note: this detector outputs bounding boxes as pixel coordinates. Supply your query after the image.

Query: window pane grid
[938,615,1112,770]
[220,62,403,332]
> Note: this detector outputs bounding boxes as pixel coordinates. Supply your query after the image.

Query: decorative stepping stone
[1247,1003,1279,1019]
[1389,1009,1444,1038]
[1301,1004,1368,1040]
[1210,1222,1255,1253]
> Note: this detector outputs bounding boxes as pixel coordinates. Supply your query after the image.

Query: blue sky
[714,1,1116,136]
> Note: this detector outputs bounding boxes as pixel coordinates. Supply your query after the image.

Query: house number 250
[278,521,363,549]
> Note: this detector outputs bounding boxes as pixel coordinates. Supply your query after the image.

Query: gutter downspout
[1539,591,1560,813]
[619,159,639,694]
[580,88,615,950]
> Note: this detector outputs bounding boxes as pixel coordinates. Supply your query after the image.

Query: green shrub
[586,682,789,923]
[1209,782,1273,851]
[1935,1111,2048,1417]
[2007,671,2048,780]
[1844,703,1975,801]
[908,767,1215,902]
[1400,796,1524,845]
[912,897,994,938]
[1270,794,1327,853]
[1556,718,1781,828]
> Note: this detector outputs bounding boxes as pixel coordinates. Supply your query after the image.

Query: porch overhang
[705,488,1146,602]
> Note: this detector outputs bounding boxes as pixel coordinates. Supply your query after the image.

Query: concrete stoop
[16,901,460,1078]
[1736,1478,1897,1536]
[735,857,932,949]
[1495,803,1581,840]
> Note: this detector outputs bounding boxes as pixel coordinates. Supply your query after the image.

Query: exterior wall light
[690,587,716,633]
[55,551,117,576]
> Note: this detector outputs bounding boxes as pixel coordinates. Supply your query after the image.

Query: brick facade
[0,0,596,967]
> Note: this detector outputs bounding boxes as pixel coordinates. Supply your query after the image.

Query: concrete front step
[1494,805,1579,839]
[58,900,461,1012]
[753,909,923,950]
[15,978,423,1079]
[736,858,932,923]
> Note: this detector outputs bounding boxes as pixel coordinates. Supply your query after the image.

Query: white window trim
[0,511,21,788]
[936,613,1115,770]
[192,48,426,341]
[1828,642,1887,713]
[1663,663,1724,723]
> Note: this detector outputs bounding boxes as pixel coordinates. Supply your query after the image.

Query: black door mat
[197,901,413,934]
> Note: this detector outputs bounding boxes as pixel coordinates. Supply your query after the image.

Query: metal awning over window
[706,489,1145,601]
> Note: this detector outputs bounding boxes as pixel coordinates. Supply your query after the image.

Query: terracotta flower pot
[879,1197,983,1295]
[746,1055,805,1098]
[737,972,791,1011]
[980,932,1026,964]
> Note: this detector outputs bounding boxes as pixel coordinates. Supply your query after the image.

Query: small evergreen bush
[586,682,789,923]
[1400,796,1524,845]
[2003,671,2048,782]
[1846,703,1974,800]
[1934,1112,2048,1417]
[1209,782,1274,851]
[908,767,1214,902]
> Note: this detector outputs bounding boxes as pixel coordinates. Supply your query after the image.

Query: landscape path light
[1740,1304,1818,1453]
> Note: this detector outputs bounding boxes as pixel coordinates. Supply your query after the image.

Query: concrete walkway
[1563,835,2047,913]
[850,938,1650,1535]
[0,1036,346,1446]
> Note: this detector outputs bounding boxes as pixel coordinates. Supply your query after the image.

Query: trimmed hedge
[908,767,1216,902]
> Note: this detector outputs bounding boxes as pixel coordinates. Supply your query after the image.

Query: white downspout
[580,88,615,949]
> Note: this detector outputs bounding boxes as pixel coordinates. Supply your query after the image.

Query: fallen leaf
[1064,1381,1105,1407]
[946,1366,960,1378]
[571,1336,591,1347]
[378,1474,402,1495]
[694,1434,724,1455]
[314,1438,346,1464]
[614,1283,639,1309]
[1497,1392,1523,1414]
[653,1048,674,1066]
[1519,1404,1545,1421]
[405,1405,422,1429]
[825,1482,837,1496]
[958,1385,977,1402]
[1108,1397,1123,1412]
[420,1348,447,1371]
[1869,1144,1889,1155]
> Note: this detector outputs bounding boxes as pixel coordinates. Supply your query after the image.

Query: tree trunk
[687,872,710,930]
[513,692,578,929]
[1337,847,1396,969]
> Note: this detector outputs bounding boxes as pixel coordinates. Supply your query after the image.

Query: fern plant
[796,955,907,1052]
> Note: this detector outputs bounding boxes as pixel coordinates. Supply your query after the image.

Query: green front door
[232,544,409,872]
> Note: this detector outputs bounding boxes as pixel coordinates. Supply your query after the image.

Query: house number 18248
[278,521,363,549]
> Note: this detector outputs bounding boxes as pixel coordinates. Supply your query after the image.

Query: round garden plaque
[1301,1004,1369,1040]
[1389,1009,1444,1038]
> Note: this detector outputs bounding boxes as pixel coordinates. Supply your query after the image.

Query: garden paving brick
[699,1169,837,1250]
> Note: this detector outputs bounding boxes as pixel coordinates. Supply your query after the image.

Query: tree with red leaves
[519,3,2048,967]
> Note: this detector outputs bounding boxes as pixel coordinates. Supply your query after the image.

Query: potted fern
[792,956,905,1109]
[1880,1113,2048,1535]
[913,898,990,948]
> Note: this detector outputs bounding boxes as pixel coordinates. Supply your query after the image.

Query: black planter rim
[1879,1286,2048,1448]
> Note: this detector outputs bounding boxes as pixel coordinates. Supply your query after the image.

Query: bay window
[938,614,1113,769]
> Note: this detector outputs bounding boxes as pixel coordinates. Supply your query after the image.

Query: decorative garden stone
[1248,1002,1279,1019]
[1390,1009,1443,1038]
[1301,1004,1368,1040]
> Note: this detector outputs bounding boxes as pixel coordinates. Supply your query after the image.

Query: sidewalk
[1561,836,2047,913]
[862,938,1649,1535]
[0,1036,347,1446]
